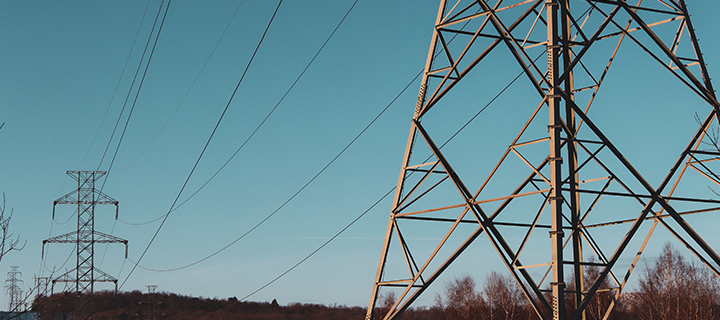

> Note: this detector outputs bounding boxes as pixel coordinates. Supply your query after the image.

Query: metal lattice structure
[5,266,23,312]
[366,0,720,319]
[42,171,128,295]
[34,276,50,298]
[146,285,158,320]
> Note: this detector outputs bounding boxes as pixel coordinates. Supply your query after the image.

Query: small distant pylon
[146,285,158,320]
[5,266,23,312]
[42,171,128,295]
[34,276,50,297]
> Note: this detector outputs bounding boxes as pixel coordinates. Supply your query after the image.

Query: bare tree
[631,243,720,320]
[564,257,615,320]
[0,193,23,261]
[435,275,486,320]
[374,291,397,320]
[483,271,524,320]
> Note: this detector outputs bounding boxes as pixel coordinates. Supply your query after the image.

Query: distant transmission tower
[146,285,158,320]
[5,266,22,312]
[34,276,50,298]
[367,1,720,320]
[42,171,128,295]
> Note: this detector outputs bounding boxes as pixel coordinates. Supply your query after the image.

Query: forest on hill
[29,244,720,320]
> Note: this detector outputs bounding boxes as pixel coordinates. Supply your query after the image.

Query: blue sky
[0,0,720,311]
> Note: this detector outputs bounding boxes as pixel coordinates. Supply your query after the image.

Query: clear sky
[0,0,719,311]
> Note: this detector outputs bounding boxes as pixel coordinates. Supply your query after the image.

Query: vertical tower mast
[366,1,720,319]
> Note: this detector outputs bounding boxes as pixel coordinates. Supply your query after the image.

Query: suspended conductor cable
[43,247,75,274]
[96,0,170,172]
[52,208,77,225]
[239,186,396,301]
[118,0,360,227]
[99,0,172,191]
[130,63,422,273]
[100,0,247,268]
[95,0,170,270]
[130,5,479,271]
[118,0,283,290]
[76,0,153,169]
[117,0,246,172]
[238,55,533,301]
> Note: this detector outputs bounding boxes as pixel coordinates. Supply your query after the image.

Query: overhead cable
[96,0,170,174]
[98,0,172,191]
[75,0,153,169]
[100,0,246,268]
[238,60,530,301]
[117,0,247,172]
[118,0,359,227]
[133,65,420,272]
[240,186,396,301]
[129,2,477,272]
[118,0,284,290]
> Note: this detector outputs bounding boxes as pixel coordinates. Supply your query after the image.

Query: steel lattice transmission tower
[34,276,50,298]
[145,285,158,320]
[5,266,22,312]
[366,1,720,319]
[42,171,128,295]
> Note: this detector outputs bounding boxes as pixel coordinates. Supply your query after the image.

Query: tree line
[32,292,370,320]
[30,244,720,320]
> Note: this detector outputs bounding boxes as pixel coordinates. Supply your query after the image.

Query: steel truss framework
[43,171,127,295]
[6,266,23,312]
[366,0,720,319]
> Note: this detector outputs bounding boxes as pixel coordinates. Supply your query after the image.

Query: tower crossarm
[53,190,79,204]
[52,267,117,283]
[51,268,76,283]
[89,268,118,283]
[54,191,118,205]
[43,231,128,257]
[43,231,78,244]
[52,267,119,294]
[92,230,127,244]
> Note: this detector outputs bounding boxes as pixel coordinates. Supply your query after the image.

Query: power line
[75,0,153,170]
[116,0,247,173]
[128,1,474,272]
[51,208,77,225]
[118,0,360,227]
[92,0,171,274]
[237,60,529,301]
[39,0,169,307]
[118,0,284,291]
[99,0,172,191]
[239,186,396,301]
[96,0,170,173]
[99,0,247,268]
[131,55,419,273]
